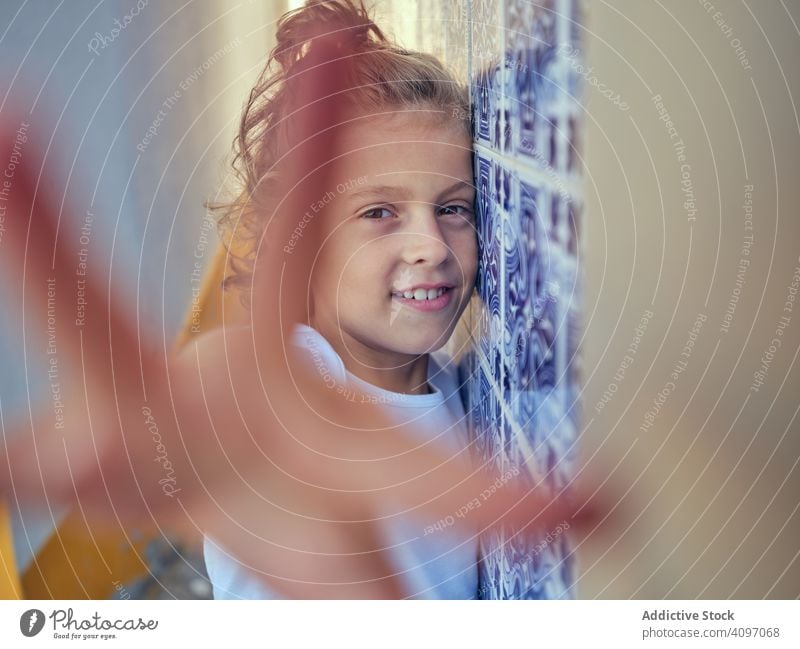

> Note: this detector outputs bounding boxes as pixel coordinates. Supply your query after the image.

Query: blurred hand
[0,43,613,598]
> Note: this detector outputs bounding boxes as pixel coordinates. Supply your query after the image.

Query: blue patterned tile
[471,366,504,472]
[466,0,583,601]
[472,62,501,146]
[505,0,562,168]
[474,152,503,364]
[471,0,503,146]
[477,527,505,599]
[522,180,559,391]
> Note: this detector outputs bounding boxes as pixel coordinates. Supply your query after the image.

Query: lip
[393,282,455,292]
[391,286,455,312]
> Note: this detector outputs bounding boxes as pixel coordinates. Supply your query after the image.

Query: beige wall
[579,0,800,597]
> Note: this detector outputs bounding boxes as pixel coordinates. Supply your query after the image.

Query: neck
[307,319,432,395]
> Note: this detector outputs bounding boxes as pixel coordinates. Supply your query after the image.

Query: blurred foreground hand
[0,45,617,598]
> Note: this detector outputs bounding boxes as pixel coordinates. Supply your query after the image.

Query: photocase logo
[20,609,45,637]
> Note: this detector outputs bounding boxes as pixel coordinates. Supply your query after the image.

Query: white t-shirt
[203,323,479,599]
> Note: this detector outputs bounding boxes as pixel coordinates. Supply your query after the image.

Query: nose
[399,206,451,267]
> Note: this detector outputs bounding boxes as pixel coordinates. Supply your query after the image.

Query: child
[0,0,593,603]
[201,0,481,598]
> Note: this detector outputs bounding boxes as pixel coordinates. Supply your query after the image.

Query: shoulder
[174,323,347,385]
[289,323,348,384]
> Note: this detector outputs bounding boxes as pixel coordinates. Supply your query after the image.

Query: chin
[392,328,453,355]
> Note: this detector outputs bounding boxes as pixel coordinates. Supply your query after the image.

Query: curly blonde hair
[208,0,473,301]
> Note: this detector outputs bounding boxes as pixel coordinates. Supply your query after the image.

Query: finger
[242,358,618,541]
[0,115,162,405]
[0,115,172,525]
[249,36,351,367]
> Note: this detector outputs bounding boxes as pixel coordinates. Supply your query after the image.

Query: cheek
[311,242,348,311]
[335,241,390,295]
[316,236,354,284]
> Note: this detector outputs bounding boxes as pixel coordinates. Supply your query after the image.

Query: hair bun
[273,0,386,72]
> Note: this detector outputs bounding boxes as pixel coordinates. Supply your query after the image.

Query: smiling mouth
[390,287,455,313]
[390,286,452,301]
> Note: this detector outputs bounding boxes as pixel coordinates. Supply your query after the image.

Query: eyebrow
[345,179,475,203]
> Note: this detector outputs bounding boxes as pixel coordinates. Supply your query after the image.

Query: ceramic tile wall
[385,0,584,599]
[468,0,584,600]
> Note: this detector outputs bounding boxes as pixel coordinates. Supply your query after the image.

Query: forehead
[332,110,473,179]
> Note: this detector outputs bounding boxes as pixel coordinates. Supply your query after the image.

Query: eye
[359,206,394,220]
[439,204,474,218]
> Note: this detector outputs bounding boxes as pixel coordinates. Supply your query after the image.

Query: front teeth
[397,287,448,300]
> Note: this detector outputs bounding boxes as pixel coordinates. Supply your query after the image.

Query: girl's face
[309,110,477,365]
